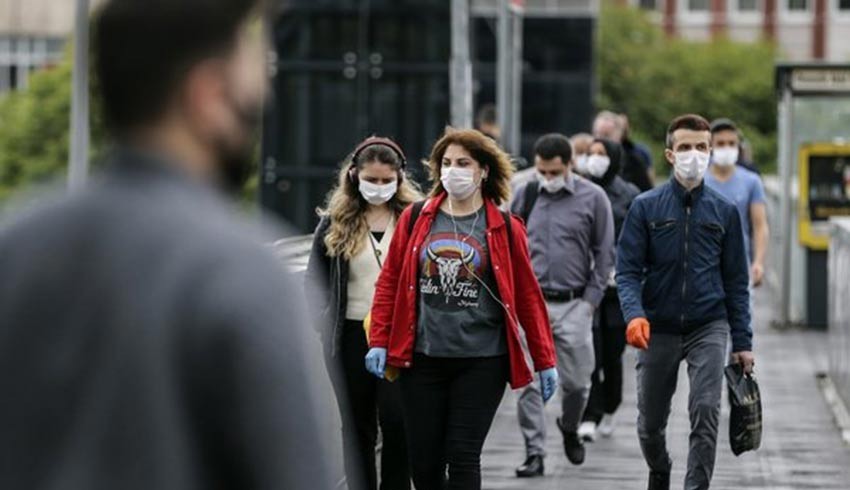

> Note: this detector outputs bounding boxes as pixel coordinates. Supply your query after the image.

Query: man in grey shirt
[0,1,337,489]
[511,133,615,477]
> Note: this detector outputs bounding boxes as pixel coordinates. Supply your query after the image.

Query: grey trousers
[518,299,595,457]
[636,320,728,490]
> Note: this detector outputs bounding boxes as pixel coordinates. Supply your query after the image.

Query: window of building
[739,0,758,11]
[639,0,657,10]
[688,0,709,10]
[787,0,808,11]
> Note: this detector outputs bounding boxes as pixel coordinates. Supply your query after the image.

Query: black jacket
[621,137,654,192]
[305,216,349,358]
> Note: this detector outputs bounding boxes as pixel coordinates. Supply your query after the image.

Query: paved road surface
[479,287,850,489]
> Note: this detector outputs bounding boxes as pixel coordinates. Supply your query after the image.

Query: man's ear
[664,148,676,166]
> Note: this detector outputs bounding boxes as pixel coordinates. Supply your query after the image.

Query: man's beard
[214,99,263,196]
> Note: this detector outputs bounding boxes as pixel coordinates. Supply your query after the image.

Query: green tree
[597,4,778,175]
[0,50,258,205]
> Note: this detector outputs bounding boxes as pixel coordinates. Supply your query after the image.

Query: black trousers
[400,354,508,490]
[583,292,627,424]
[327,320,410,490]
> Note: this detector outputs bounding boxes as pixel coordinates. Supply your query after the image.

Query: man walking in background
[617,114,753,490]
[706,118,769,287]
[512,133,615,477]
[0,1,336,488]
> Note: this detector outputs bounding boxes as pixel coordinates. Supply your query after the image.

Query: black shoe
[648,471,670,490]
[556,417,585,465]
[515,454,544,478]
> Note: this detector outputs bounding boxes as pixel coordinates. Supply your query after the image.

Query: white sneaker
[598,414,616,438]
[578,421,597,442]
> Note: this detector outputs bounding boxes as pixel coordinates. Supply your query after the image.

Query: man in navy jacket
[616,114,754,490]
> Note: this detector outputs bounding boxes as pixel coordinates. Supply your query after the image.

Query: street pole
[450,0,473,129]
[497,0,524,155]
[497,0,513,153]
[509,1,523,155]
[68,0,90,192]
[778,87,793,326]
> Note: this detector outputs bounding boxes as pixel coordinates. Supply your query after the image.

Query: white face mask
[712,147,739,167]
[358,179,397,205]
[574,154,589,175]
[441,166,480,200]
[537,171,567,194]
[586,155,611,178]
[674,150,710,184]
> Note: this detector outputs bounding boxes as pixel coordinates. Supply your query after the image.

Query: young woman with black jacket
[305,137,421,490]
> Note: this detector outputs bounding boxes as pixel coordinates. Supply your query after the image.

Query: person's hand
[582,300,596,316]
[364,347,387,379]
[731,351,755,375]
[750,263,764,288]
[626,317,650,350]
[540,367,559,403]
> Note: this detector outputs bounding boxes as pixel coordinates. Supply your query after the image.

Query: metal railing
[271,235,312,273]
[829,218,850,409]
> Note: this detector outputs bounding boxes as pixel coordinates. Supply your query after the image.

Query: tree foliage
[597,4,778,174]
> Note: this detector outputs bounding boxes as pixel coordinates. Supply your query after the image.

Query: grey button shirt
[511,174,615,307]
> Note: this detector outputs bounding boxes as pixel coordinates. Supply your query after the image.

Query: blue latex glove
[364,347,387,379]
[540,367,559,403]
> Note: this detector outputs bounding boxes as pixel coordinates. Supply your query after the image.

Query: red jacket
[368,192,557,389]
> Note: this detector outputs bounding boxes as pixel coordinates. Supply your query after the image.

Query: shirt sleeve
[616,198,648,322]
[750,174,766,205]
[584,190,615,307]
[722,205,753,352]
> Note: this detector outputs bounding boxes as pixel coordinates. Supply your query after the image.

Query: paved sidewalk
[480,288,850,489]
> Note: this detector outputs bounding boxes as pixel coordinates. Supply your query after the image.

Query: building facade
[632,0,850,61]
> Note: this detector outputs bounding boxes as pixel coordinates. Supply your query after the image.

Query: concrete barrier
[829,218,850,408]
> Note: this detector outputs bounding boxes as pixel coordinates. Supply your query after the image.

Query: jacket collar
[422,191,506,231]
[670,176,704,206]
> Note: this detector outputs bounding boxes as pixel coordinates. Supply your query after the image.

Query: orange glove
[626,317,650,350]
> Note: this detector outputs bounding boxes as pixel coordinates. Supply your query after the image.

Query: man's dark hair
[665,114,711,149]
[475,104,498,128]
[94,0,260,134]
[534,133,572,164]
[710,118,740,135]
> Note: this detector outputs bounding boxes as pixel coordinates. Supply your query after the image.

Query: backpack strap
[407,200,427,236]
[501,210,513,255]
[519,182,539,223]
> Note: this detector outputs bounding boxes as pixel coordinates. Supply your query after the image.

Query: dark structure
[263,1,595,232]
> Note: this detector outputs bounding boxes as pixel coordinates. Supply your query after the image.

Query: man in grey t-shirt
[417,210,507,357]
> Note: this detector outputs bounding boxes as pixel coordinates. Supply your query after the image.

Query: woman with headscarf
[578,138,641,442]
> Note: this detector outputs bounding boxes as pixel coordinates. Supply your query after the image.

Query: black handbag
[725,363,763,456]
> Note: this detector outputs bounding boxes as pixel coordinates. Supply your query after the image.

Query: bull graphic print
[419,233,489,311]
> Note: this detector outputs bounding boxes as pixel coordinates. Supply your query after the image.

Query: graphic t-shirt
[416,210,507,357]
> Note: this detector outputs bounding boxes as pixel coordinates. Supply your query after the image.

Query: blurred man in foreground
[0,1,336,488]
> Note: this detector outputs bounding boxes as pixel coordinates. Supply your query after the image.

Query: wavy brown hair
[319,142,421,260]
[426,127,514,206]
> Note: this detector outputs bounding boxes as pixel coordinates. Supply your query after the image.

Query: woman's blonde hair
[320,140,421,260]
[426,127,514,206]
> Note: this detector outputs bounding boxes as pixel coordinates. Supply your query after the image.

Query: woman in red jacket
[364,128,558,490]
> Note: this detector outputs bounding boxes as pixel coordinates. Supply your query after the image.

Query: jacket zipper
[681,204,691,329]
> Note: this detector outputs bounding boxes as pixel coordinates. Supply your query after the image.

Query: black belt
[541,288,585,302]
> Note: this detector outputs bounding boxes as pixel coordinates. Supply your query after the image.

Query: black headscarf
[590,138,624,187]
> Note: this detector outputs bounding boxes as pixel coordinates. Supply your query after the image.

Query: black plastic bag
[725,363,763,456]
